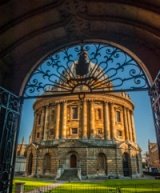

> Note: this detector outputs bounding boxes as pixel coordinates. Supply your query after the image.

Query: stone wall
[25,141,142,178]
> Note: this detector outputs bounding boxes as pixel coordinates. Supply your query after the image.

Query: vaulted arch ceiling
[0,0,160,94]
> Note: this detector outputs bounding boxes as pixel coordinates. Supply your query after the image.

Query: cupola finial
[76,48,90,76]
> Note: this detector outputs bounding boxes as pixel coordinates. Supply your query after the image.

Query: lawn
[12,177,54,192]
[53,179,160,193]
[12,178,160,193]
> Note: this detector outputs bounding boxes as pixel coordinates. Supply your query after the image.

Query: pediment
[118,142,139,151]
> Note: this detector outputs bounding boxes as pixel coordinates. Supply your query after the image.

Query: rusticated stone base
[25,139,142,179]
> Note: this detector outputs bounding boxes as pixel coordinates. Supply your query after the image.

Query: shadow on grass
[51,180,160,193]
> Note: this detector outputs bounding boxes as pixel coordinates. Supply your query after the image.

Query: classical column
[43,106,49,140]
[123,107,129,141]
[129,110,134,142]
[89,100,95,138]
[61,102,67,139]
[32,112,37,142]
[110,103,116,139]
[82,100,88,139]
[41,107,46,140]
[131,112,137,142]
[55,103,60,139]
[103,102,111,140]
[127,109,132,141]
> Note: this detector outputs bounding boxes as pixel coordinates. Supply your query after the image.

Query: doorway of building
[123,152,131,177]
[97,153,107,175]
[70,154,77,168]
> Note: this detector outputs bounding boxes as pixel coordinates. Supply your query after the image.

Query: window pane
[72,128,78,134]
[37,114,41,125]
[72,107,78,119]
[116,111,121,122]
[96,109,102,120]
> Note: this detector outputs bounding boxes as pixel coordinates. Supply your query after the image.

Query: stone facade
[25,92,142,179]
[148,141,160,169]
[15,142,27,175]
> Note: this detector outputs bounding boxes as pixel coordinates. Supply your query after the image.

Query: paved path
[26,182,65,193]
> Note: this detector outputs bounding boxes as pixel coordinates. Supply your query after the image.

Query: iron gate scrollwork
[0,87,21,193]
[23,42,149,98]
[150,71,160,158]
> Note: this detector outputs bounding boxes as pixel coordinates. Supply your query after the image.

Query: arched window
[123,152,131,176]
[43,153,51,174]
[28,153,33,175]
[97,153,107,174]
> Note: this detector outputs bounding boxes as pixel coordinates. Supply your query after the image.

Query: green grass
[12,177,54,192]
[12,178,160,193]
[53,179,160,193]
[13,177,54,185]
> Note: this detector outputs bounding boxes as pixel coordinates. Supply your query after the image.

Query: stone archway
[65,151,79,169]
[0,2,160,193]
[43,153,51,175]
[16,42,159,180]
[123,152,131,177]
[97,153,107,175]
[0,41,159,193]
[20,41,152,98]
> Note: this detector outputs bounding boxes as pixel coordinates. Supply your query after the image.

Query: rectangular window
[37,132,40,138]
[116,111,121,122]
[37,114,41,125]
[97,128,102,135]
[49,109,55,122]
[50,129,54,135]
[71,128,78,134]
[117,130,123,137]
[71,106,78,119]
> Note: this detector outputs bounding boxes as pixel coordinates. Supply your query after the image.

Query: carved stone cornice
[34,92,134,111]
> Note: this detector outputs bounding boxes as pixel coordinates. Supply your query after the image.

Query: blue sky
[19,90,156,153]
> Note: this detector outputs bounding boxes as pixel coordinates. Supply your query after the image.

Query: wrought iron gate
[0,87,21,193]
[150,70,160,159]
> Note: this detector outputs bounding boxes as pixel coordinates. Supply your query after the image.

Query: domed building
[25,51,142,179]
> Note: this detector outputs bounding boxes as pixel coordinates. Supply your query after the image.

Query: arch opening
[123,152,131,177]
[21,41,151,99]
[70,154,77,168]
[97,153,107,175]
[10,41,158,182]
[43,153,51,175]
